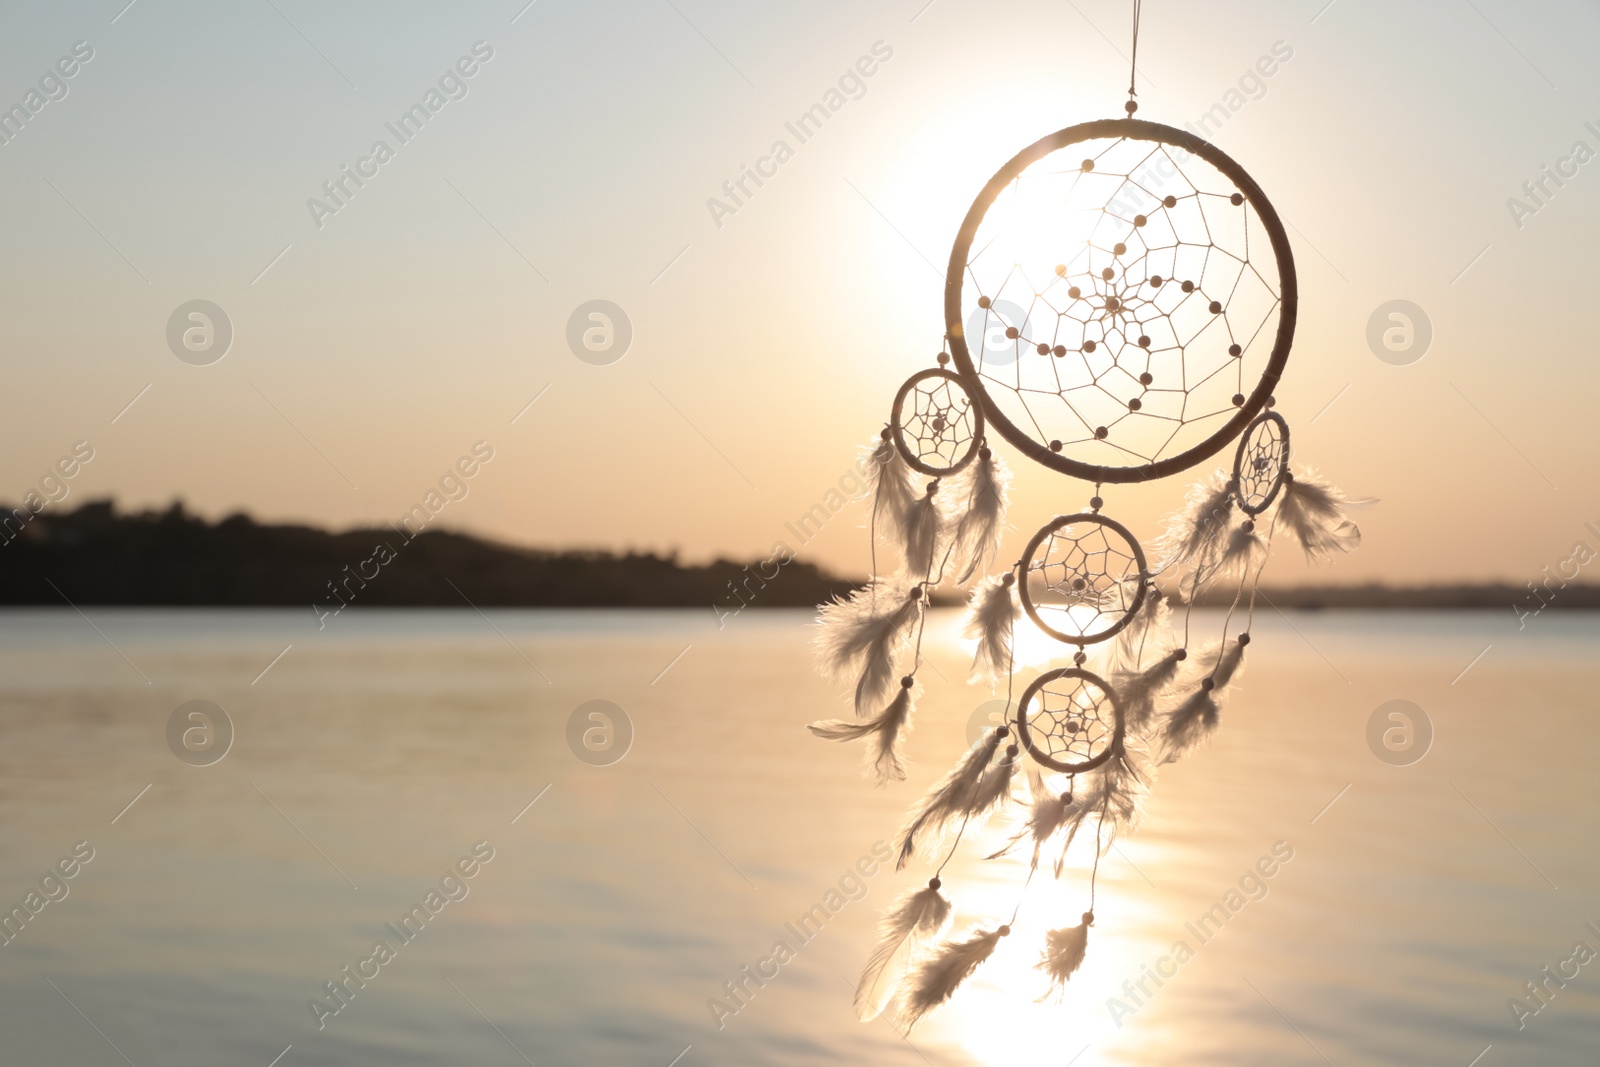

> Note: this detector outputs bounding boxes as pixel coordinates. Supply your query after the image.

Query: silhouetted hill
[0,499,856,612]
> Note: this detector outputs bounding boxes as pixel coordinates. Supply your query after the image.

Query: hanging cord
[1180,577,1194,647]
[1003,567,1018,718]
[923,477,943,588]
[1206,508,1284,682]
[1088,813,1106,909]
[909,596,930,674]
[935,810,974,879]
[869,430,887,608]
[1179,502,1237,647]
[1211,566,1251,682]
[928,525,958,587]
[1008,864,1037,925]
[1245,510,1281,631]
[1125,0,1143,115]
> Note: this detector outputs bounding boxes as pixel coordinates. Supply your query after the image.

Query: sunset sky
[3,0,1597,584]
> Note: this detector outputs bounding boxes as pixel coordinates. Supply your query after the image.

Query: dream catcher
[811,3,1368,1029]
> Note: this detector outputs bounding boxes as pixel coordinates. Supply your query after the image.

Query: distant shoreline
[0,499,1578,616]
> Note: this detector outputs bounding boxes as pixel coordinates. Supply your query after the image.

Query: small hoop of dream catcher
[891,367,985,476]
[1015,667,1124,774]
[1231,409,1291,516]
[808,2,1366,1028]
[1018,512,1149,646]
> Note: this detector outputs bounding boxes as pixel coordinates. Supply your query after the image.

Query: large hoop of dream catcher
[1232,408,1291,516]
[944,118,1298,484]
[1018,511,1149,645]
[890,367,985,476]
[1015,666,1125,774]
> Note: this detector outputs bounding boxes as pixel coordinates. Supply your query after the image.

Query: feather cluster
[950,449,1011,584]
[963,574,1019,689]
[854,881,952,1021]
[1278,469,1369,561]
[1037,914,1093,998]
[814,581,922,715]
[808,683,916,785]
[1157,633,1252,762]
[896,926,1007,1029]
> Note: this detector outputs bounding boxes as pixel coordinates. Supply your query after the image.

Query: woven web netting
[1237,415,1288,512]
[1025,518,1142,643]
[1020,672,1119,770]
[962,136,1283,469]
[899,375,979,471]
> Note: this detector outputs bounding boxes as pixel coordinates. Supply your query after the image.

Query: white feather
[896,926,1006,1028]
[987,769,1071,868]
[962,574,1019,688]
[1111,647,1187,734]
[1210,522,1263,581]
[1159,472,1236,569]
[1197,637,1247,691]
[814,581,923,715]
[1278,470,1370,561]
[854,881,952,1021]
[1037,915,1093,998]
[1054,750,1148,875]
[950,449,1011,584]
[901,481,943,578]
[895,731,1003,869]
[966,744,1019,817]
[1161,685,1220,763]
[864,435,918,537]
[808,684,916,784]
[1107,583,1170,675]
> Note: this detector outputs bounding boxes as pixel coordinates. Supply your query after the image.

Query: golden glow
[903,819,1171,1066]
[980,174,1106,288]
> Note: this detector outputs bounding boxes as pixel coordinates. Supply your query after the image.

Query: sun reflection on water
[899,833,1179,1067]
[911,611,1181,1066]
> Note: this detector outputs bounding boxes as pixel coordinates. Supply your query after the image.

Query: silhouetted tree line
[0,500,859,608]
